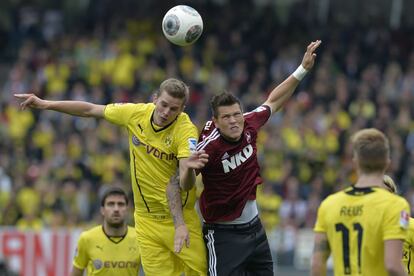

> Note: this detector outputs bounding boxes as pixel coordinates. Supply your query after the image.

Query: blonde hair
[157,78,189,105]
[383,175,398,194]
[351,128,390,173]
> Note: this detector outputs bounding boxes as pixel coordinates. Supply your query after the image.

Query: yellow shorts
[135,209,207,276]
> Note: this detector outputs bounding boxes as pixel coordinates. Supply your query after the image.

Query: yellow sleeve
[104,103,140,127]
[314,199,327,233]
[176,117,198,159]
[73,233,89,269]
[383,197,410,240]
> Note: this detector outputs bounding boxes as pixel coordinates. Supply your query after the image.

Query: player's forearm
[45,100,103,118]
[265,75,300,113]
[310,261,327,276]
[166,173,186,227]
[179,165,196,191]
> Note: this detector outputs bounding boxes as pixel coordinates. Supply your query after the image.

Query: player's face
[153,91,185,127]
[101,195,128,228]
[214,103,245,141]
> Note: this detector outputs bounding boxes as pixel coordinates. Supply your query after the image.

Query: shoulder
[380,190,409,206]
[81,225,102,238]
[197,122,220,151]
[78,225,102,243]
[127,226,137,238]
[177,112,196,127]
[104,102,148,115]
[322,189,345,203]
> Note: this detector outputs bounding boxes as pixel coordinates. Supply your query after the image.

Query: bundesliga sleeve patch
[400,210,409,229]
[188,138,197,153]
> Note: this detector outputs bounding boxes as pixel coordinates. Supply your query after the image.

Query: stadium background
[0,0,413,275]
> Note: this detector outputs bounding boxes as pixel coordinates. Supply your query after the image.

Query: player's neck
[103,223,127,237]
[354,173,384,188]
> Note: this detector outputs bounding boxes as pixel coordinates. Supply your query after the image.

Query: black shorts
[203,216,273,276]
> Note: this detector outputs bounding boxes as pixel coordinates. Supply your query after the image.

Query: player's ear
[385,157,391,171]
[100,206,105,216]
[180,104,185,113]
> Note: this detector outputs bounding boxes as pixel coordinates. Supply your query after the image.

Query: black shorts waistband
[203,215,260,230]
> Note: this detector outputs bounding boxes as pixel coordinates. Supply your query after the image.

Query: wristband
[292,65,308,81]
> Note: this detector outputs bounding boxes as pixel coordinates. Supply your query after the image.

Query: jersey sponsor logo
[188,138,197,153]
[222,144,253,173]
[400,210,409,229]
[93,259,103,269]
[145,145,177,161]
[133,135,177,160]
[103,260,140,268]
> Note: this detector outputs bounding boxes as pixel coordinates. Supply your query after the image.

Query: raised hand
[14,93,47,110]
[186,150,209,170]
[301,40,322,70]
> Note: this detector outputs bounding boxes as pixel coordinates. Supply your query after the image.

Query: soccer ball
[162,5,203,46]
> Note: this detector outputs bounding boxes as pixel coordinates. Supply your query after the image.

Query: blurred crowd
[0,0,413,265]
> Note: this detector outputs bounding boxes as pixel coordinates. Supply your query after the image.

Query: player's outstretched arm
[311,232,330,276]
[179,150,208,191]
[14,93,105,118]
[384,240,408,276]
[263,40,321,113]
[166,170,190,253]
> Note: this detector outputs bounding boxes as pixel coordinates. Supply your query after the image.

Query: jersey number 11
[335,222,364,275]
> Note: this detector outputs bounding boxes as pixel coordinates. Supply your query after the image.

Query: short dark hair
[210,92,242,118]
[156,78,189,105]
[100,187,129,207]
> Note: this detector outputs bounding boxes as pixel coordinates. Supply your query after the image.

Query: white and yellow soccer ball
[162,5,203,46]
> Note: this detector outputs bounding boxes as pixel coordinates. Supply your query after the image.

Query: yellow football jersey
[104,103,198,216]
[73,226,140,275]
[403,218,414,274]
[314,186,410,276]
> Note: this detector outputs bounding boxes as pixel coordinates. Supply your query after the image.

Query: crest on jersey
[400,210,409,229]
[188,138,197,153]
[132,135,140,146]
[93,259,103,269]
[165,136,172,147]
[245,131,251,143]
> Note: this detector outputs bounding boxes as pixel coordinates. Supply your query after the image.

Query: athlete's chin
[107,221,124,228]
